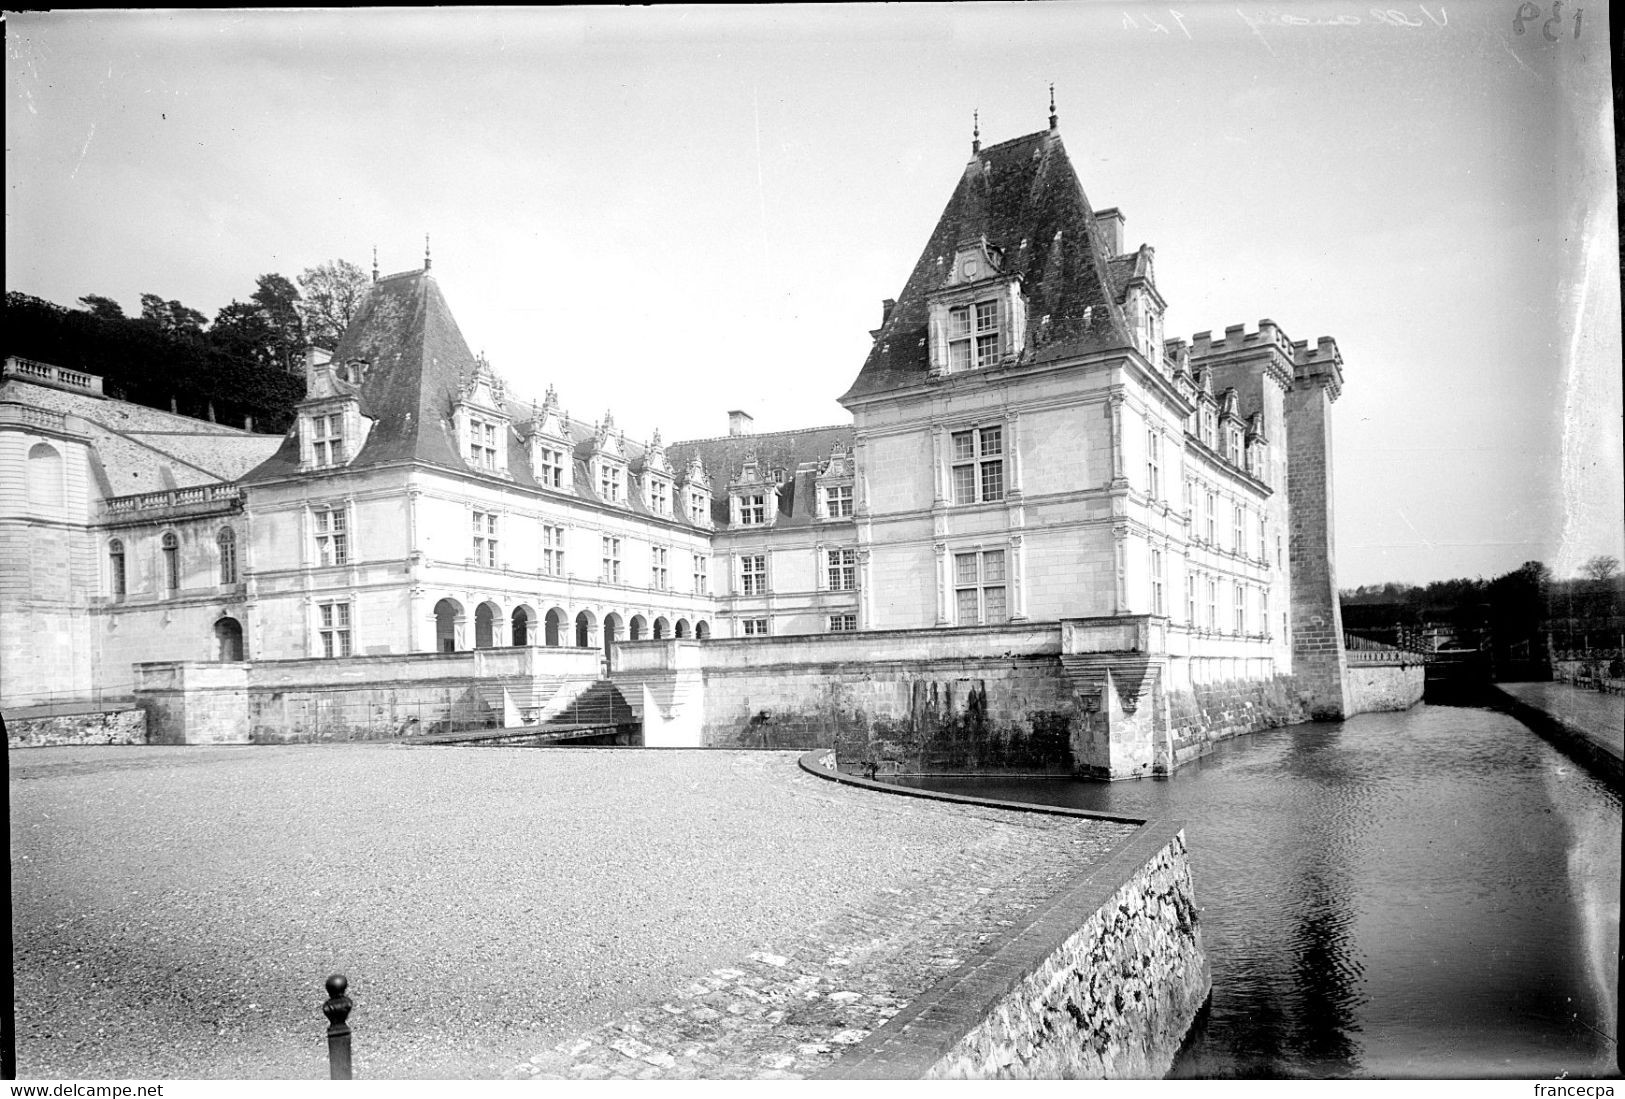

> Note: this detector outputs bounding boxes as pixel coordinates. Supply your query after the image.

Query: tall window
[1151,548,1165,615]
[217,528,237,584]
[688,491,709,524]
[1206,576,1217,630]
[314,506,348,566]
[317,601,352,657]
[312,413,345,467]
[742,617,770,637]
[954,548,1007,625]
[1205,491,1216,544]
[1185,570,1196,626]
[1259,516,1268,562]
[1234,582,1246,634]
[1233,505,1244,554]
[599,463,624,502]
[469,419,500,469]
[829,613,857,632]
[951,426,1005,505]
[651,546,669,590]
[472,511,498,567]
[1262,589,1270,637]
[948,299,1002,372]
[161,531,180,592]
[538,446,566,489]
[1184,478,1194,523]
[692,554,709,594]
[740,554,767,596]
[738,494,767,525]
[827,548,857,591]
[600,536,621,583]
[541,525,565,576]
[648,478,670,516]
[825,485,853,518]
[109,539,127,598]
[1146,430,1161,500]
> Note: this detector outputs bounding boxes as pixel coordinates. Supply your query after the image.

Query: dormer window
[469,417,501,470]
[739,494,767,525]
[825,485,853,518]
[949,300,1003,372]
[538,445,567,489]
[688,490,709,524]
[599,462,624,503]
[647,476,671,516]
[313,413,346,467]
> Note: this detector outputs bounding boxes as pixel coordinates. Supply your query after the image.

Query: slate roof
[840,127,1135,404]
[666,425,854,530]
[239,271,711,530]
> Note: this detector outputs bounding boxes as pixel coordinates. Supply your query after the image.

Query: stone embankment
[1491,682,1623,788]
[5,707,146,748]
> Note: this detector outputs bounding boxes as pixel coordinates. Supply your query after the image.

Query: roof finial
[971,109,980,155]
[424,233,432,271]
[1048,84,1058,131]
[371,245,379,283]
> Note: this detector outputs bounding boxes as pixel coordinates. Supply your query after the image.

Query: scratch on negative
[71,121,96,180]
[1500,34,1540,79]
[1234,8,1277,57]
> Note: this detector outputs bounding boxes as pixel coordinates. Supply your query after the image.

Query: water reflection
[901,704,1621,1078]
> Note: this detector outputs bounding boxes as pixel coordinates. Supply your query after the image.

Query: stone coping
[1489,683,1623,789]
[796,749,1149,826]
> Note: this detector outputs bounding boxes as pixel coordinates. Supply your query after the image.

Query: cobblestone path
[508,796,1134,1080]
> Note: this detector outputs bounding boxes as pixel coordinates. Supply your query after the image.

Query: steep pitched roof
[243,269,481,482]
[666,424,854,529]
[840,128,1133,404]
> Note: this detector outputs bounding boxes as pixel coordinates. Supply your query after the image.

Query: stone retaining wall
[1165,676,1308,769]
[1346,663,1425,714]
[812,799,1210,1080]
[5,708,147,748]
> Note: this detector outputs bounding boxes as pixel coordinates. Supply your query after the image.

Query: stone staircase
[542,680,638,731]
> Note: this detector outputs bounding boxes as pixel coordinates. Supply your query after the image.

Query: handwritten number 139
[1514,0,1581,39]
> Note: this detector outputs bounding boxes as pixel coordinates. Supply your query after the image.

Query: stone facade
[1345,660,1426,714]
[3,117,1353,770]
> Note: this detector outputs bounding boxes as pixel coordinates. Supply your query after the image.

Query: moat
[903,702,1621,1078]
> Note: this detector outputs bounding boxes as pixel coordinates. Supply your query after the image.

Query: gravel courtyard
[10,744,1133,1080]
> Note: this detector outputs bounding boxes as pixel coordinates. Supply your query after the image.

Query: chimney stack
[728,410,754,437]
[1094,208,1126,255]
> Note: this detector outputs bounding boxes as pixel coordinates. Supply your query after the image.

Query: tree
[1580,555,1620,581]
[138,294,207,340]
[297,260,369,351]
[250,273,305,373]
[208,300,278,370]
[77,294,125,320]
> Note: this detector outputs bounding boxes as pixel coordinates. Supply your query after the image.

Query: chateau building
[1,110,1348,775]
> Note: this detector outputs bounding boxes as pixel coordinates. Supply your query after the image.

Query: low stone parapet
[5,708,147,748]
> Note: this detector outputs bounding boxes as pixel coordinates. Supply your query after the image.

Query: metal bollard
[322,973,353,1080]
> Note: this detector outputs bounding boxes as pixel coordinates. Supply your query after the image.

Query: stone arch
[694,620,711,640]
[544,607,567,647]
[434,598,464,652]
[602,612,623,660]
[26,442,63,510]
[629,614,647,641]
[674,618,691,639]
[474,601,501,648]
[653,616,670,639]
[574,609,597,649]
[214,616,244,662]
[512,604,537,647]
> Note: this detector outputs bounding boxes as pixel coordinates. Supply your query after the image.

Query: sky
[6,4,1620,588]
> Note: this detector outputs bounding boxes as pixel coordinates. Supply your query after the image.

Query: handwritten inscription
[1513,1,1583,39]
